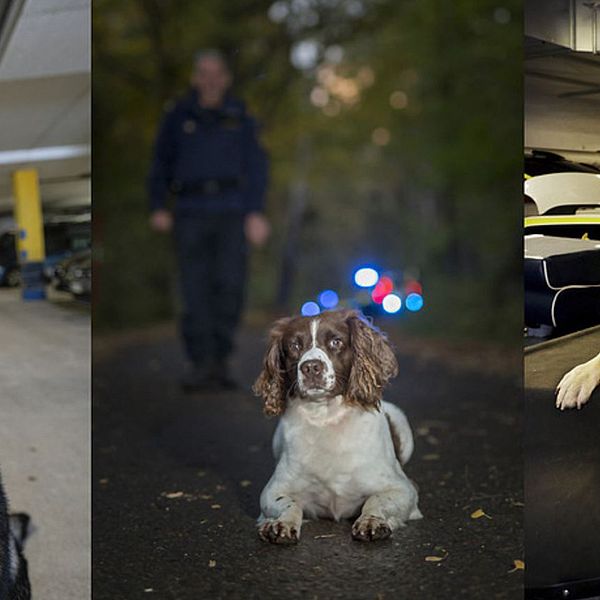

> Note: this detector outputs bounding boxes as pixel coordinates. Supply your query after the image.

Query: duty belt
[171,178,242,196]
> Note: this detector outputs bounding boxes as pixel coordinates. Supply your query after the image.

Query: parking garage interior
[0,1,90,599]
[525,2,600,598]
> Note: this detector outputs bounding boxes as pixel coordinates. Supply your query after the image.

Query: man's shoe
[210,363,239,391]
[181,364,215,393]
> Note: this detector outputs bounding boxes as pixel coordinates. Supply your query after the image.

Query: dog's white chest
[276,400,399,520]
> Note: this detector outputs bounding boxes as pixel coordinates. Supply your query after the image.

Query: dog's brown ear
[253,318,292,417]
[345,311,398,410]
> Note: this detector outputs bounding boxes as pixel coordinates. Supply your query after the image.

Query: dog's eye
[289,340,301,352]
[329,338,343,350]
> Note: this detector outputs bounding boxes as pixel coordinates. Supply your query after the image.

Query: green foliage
[94,0,522,343]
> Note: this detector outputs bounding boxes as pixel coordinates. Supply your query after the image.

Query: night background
[92,3,524,597]
[93,0,522,344]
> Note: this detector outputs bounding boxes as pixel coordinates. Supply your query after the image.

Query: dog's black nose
[301,360,323,377]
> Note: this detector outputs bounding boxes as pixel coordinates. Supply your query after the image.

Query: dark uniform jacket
[148,90,268,215]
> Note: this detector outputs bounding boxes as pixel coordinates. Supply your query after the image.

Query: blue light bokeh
[301,301,321,316]
[318,289,339,309]
[354,267,379,288]
[405,293,424,312]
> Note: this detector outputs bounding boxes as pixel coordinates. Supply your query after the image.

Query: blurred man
[148,50,270,391]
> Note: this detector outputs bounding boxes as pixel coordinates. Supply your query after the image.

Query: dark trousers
[174,210,247,366]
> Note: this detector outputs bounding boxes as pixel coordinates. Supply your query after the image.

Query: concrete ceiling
[525,37,600,165]
[0,0,90,215]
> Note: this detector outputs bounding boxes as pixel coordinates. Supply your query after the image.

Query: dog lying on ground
[556,351,600,411]
[253,309,422,544]
[0,473,31,599]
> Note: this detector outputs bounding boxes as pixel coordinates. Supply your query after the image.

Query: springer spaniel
[556,351,600,411]
[253,309,422,544]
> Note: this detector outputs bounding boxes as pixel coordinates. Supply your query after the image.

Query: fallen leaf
[211,504,221,509]
[144,588,154,593]
[200,494,213,500]
[99,478,109,485]
[425,549,448,562]
[208,560,217,568]
[240,480,252,488]
[314,534,336,539]
[470,508,492,520]
[164,491,184,499]
[422,453,440,461]
[508,559,524,573]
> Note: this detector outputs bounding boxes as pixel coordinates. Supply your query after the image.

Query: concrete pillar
[12,169,46,300]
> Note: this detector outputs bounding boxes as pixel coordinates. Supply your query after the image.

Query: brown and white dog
[556,351,600,410]
[253,309,422,544]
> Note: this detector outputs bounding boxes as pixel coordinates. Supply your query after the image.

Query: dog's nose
[301,360,323,377]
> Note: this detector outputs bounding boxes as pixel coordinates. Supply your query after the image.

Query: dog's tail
[382,402,414,465]
[8,513,32,599]
[9,514,30,550]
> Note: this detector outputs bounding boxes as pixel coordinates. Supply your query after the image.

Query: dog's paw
[258,519,300,545]
[351,515,392,542]
[556,363,600,411]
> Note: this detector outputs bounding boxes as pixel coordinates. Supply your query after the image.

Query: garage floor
[93,323,523,600]
[525,327,600,597]
[0,289,91,599]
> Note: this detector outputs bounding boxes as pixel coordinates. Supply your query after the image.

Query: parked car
[524,173,600,336]
[525,149,600,178]
[53,249,91,299]
[524,172,600,240]
[0,219,91,287]
[0,231,19,287]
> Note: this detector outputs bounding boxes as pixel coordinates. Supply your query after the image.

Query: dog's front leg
[258,492,303,545]
[352,486,421,542]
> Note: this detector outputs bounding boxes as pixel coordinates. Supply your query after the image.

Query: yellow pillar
[12,169,45,261]
[12,169,46,300]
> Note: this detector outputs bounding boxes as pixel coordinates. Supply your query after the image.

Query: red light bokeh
[371,276,393,304]
[405,280,422,294]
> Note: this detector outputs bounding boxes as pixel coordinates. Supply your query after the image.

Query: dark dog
[0,473,31,599]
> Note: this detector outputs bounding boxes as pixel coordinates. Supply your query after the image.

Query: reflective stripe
[525,215,600,226]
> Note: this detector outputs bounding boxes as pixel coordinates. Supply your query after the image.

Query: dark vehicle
[0,220,91,288]
[0,232,19,287]
[53,249,91,299]
[43,220,91,280]
[525,150,600,178]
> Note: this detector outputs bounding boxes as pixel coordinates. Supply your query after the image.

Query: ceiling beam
[0,144,90,166]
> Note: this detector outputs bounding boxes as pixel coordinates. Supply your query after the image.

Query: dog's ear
[345,311,398,410]
[253,317,292,417]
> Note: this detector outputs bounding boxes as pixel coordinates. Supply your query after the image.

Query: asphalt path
[93,325,523,600]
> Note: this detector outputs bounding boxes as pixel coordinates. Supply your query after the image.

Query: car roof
[524,173,600,214]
